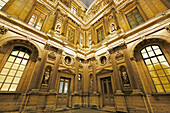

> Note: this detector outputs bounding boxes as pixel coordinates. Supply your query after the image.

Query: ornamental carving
[0,26,8,35]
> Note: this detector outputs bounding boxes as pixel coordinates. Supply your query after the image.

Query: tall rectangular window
[71,6,77,15]
[28,9,46,30]
[126,8,144,29]
[0,0,9,9]
[0,46,31,91]
[97,26,105,43]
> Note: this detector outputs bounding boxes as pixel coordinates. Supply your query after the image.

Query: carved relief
[0,26,8,35]
[48,52,56,61]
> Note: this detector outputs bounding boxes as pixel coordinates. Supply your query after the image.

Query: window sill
[152,93,170,96]
[0,91,21,94]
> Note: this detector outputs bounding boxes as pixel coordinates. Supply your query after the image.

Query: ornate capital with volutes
[0,25,8,35]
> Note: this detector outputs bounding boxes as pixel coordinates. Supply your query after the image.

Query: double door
[101,77,114,106]
[57,77,70,107]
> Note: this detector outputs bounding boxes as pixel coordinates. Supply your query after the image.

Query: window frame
[97,26,105,43]
[140,45,170,93]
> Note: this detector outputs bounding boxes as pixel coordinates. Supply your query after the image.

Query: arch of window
[140,45,170,93]
[0,46,31,91]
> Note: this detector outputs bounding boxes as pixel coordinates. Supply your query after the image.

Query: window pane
[148,51,155,57]
[160,77,169,84]
[152,78,161,84]
[5,76,13,83]
[11,51,19,56]
[154,63,162,70]
[147,65,154,71]
[145,59,152,65]
[16,71,23,77]
[4,62,12,68]
[157,70,165,77]
[152,46,159,50]
[0,68,9,75]
[150,71,157,77]
[141,49,146,53]
[164,84,170,92]
[15,58,22,64]
[158,56,166,62]
[18,65,25,71]
[155,85,164,92]
[146,46,152,52]
[0,75,6,82]
[59,81,63,93]
[24,53,30,59]
[1,83,10,91]
[8,56,15,62]
[64,82,68,93]
[142,53,148,58]
[164,68,170,75]
[8,70,16,76]
[12,64,19,70]
[21,59,28,65]
[154,49,162,55]
[18,51,25,57]
[161,62,170,68]
[13,77,20,84]
[9,84,17,91]
[151,57,158,64]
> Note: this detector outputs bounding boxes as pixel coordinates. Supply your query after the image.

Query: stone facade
[0,0,170,112]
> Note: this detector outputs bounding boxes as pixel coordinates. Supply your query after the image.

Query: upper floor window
[141,45,170,93]
[126,8,144,29]
[78,74,82,89]
[97,26,105,43]
[28,9,46,30]
[0,46,31,91]
[0,0,9,9]
[71,6,77,15]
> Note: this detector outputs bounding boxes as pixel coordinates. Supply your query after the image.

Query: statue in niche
[42,67,51,86]
[120,66,130,85]
[101,56,107,64]
[89,74,94,93]
[55,23,61,33]
[111,23,115,32]
[65,56,71,64]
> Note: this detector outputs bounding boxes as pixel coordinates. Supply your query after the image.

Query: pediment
[96,68,113,75]
[58,68,75,75]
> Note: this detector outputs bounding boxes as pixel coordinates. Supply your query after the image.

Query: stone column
[109,49,122,93]
[103,15,109,36]
[49,49,62,90]
[51,9,60,31]
[74,57,79,93]
[91,57,97,93]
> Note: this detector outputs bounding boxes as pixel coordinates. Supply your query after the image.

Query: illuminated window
[28,9,46,30]
[0,0,9,9]
[97,26,105,43]
[71,6,77,15]
[58,78,70,94]
[126,8,144,29]
[0,46,31,91]
[78,74,82,89]
[141,45,170,93]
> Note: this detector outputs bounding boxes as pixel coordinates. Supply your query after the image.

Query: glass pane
[15,58,22,64]
[151,57,158,64]
[9,84,17,91]
[8,70,16,76]
[58,81,63,93]
[24,53,30,59]
[64,82,68,93]
[0,68,9,75]
[11,51,19,56]
[18,65,25,71]
[5,76,13,83]
[8,56,15,62]
[145,59,152,65]
[154,63,162,70]
[152,78,161,84]
[160,77,169,84]
[158,56,166,62]
[12,64,19,70]
[21,60,28,65]
[4,62,12,68]
[155,85,164,92]
[141,49,146,53]
[148,51,155,57]
[161,62,170,68]
[142,53,149,59]
[18,51,25,57]
[1,83,10,91]
[152,46,159,50]
[13,77,20,84]
[146,46,152,52]
[0,75,6,82]
[16,71,23,77]
[154,49,162,55]
[164,68,170,75]
[147,65,154,71]
[164,84,170,92]
[157,70,165,76]
[150,71,157,77]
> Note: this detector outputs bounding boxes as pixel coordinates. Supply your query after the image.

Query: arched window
[0,0,9,9]
[140,45,170,93]
[0,46,31,91]
[78,74,82,89]
[41,66,52,86]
